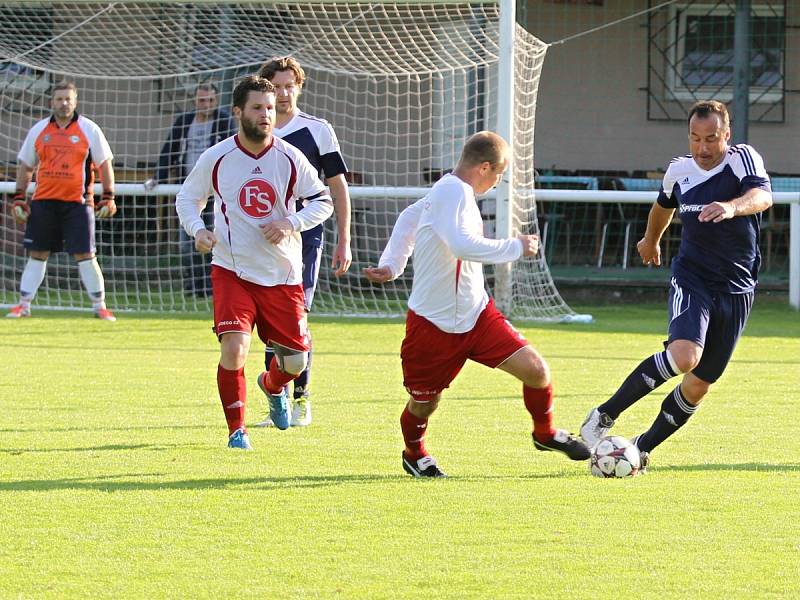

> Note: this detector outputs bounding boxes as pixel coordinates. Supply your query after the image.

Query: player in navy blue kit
[254,56,352,427]
[580,100,773,471]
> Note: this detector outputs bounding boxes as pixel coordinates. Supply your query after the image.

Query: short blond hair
[459,131,509,169]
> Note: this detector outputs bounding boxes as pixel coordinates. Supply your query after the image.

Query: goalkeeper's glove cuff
[95,192,117,218]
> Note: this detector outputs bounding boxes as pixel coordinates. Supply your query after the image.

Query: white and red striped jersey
[176,134,332,287]
[378,173,522,333]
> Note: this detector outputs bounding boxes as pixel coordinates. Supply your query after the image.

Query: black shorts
[24,200,95,255]
[666,276,754,383]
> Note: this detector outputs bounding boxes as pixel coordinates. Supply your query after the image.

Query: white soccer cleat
[291,398,311,427]
[580,408,615,447]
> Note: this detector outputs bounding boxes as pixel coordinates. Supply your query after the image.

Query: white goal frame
[0,0,574,321]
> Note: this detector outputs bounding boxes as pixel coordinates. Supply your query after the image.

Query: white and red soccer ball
[589,435,641,478]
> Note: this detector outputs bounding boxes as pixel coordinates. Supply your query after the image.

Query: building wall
[526,0,799,174]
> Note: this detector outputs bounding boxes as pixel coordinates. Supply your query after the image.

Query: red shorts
[211,265,309,351]
[401,298,528,397]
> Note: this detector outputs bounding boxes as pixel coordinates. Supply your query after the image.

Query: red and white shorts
[401,298,528,398]
[211,265,309,351]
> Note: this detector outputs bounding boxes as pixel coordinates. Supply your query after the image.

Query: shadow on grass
[1,341,400,357]
[0,424,209,433]
[0,473,400,492]
[461,461,800,480]
[651,462,800,473]
[1,463,798,491]
[0,442,204,454]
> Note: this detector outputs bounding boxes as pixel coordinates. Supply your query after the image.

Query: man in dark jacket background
[145,82,235,297]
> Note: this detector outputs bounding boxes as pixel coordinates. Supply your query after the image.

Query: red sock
[218,365,246,435]
[262,357,294,394]
[400,405,429,460]
[524,384,556,442]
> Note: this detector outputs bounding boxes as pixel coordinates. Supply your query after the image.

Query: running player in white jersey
[255,56,352,427]
[364,131,590,477]
[176,75,333,450]
[580,100,773,472]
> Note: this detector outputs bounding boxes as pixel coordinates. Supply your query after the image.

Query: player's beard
[55,106,75,121]
[240,116,269,143]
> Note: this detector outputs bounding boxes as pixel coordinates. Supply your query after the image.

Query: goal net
[0,1,578,321]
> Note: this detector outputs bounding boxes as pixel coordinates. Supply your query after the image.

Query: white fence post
[790,202,799,310]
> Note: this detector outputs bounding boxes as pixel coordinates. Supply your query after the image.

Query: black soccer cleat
[402,451,447,478]
[533,429,591,461]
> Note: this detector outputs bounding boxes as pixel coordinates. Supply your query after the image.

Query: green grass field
[1,303,798,598]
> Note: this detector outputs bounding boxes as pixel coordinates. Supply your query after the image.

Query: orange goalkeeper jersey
[17,112,113,203]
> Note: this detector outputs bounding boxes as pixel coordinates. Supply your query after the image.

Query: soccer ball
[589,436,641,478]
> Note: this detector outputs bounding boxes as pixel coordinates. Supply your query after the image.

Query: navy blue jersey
[656,144,771,294]
[273,111,348,181]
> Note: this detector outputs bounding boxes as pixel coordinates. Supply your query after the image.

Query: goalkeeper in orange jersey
[7,81,117,321]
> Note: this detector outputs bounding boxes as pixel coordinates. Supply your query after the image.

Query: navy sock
[264,346,275,372]
[635,385,698,453]
[293,347,312,399]
[599,350,679,419]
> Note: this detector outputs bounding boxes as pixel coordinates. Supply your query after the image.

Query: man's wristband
[101,191,115,201]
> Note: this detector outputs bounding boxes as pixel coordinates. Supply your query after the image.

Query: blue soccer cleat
[227,427,253,450]
[257,372,291,430]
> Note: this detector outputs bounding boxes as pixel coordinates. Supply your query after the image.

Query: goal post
[0,0,580,320]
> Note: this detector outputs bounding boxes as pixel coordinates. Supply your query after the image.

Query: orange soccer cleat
[94,307,117,322]
[6,304,31,318]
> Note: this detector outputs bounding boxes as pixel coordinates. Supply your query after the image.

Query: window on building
[667,3,785,103]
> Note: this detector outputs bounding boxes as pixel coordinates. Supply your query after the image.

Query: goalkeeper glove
[95,191,117,218]
[10,193,30,224]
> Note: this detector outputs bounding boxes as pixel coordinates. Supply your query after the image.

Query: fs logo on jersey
[238,178,278,218]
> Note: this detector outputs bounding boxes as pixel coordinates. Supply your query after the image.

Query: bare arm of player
[363,266,394,284]
[95,159,117,218]
[698,187,773,223]
[15,161,34,192]
[195,229,217,254]
[98,158,115,195]
[637,202,675,266]
[517,234,539,257]
[327,174,352,276]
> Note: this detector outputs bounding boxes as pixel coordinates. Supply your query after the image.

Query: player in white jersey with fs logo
[176,75,333,450]
[365,131,590,477]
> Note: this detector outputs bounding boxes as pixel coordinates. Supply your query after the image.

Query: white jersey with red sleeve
[383,173,522,333]
[176,134,332,287]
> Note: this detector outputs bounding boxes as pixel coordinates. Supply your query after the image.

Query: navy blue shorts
[24,200,95,255]
[300,223,324,310]
[666,276,754,383]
